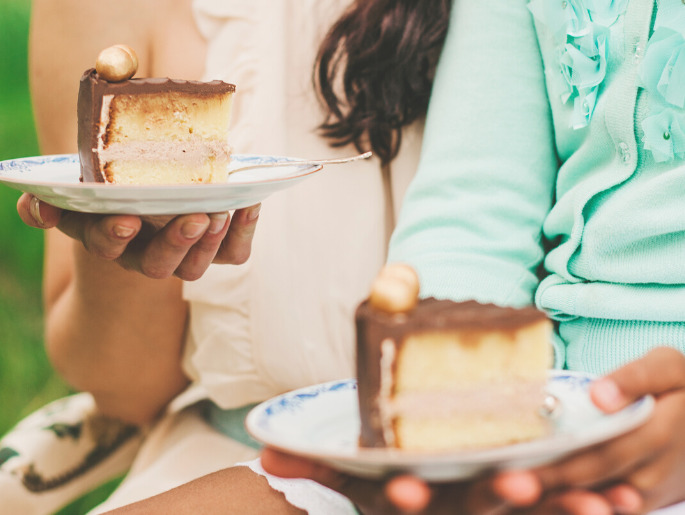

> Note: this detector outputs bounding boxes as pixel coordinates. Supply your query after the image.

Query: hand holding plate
[519,347,685,514]
[16,193,259,280]
[261,447,541,515]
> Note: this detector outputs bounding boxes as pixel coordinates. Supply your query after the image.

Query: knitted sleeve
[388,0,558,308]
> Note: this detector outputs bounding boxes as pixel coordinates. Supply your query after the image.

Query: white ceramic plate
[246,371,654,482]
[0,154,323,215]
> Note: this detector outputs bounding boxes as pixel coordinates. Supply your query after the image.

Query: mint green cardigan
[389,0,685,374]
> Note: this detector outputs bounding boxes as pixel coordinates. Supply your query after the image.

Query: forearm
[32,0,209,425]
[46,238,189,425]
[104,467,306,515]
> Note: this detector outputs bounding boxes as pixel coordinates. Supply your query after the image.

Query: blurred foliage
[0,0,42,280]
[0,0,53,434]
[0,1,121,513]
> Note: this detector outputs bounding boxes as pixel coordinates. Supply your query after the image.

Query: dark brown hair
[315,0,452,165]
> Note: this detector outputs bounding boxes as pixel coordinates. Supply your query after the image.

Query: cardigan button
[618,142,631,165]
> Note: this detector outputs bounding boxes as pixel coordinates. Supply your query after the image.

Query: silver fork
[227,151,373,176]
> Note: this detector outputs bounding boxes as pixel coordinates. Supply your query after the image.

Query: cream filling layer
[386,381,547,419]
[99,138,230,166]
[379,338,398,447]
[96,95,114,163]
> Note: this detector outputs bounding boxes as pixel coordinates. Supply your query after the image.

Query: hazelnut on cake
[78,45,235,185]
[356,264,553,452]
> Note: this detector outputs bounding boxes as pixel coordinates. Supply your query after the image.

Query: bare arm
[29,0,209,424]
[104,467,306,515]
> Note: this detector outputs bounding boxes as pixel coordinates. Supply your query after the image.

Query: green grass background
[1,1,120,512]
[0,0,54,432]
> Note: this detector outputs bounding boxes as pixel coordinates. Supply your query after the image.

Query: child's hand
[496,347,685,514]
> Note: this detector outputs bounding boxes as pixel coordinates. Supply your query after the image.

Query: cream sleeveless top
[174,0,423,411]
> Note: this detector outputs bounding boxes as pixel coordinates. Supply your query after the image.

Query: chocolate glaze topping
[77,68,236,182]
[355,299,547,447]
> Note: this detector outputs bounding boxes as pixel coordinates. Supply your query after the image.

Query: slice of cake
[356,264,553,452]
[78,46,235,184]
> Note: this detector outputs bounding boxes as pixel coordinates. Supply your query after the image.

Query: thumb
[17,194,62,228]
[591,346,685,413]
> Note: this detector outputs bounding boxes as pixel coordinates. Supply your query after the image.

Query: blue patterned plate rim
[0,153,322,187]
[245,370,655,479]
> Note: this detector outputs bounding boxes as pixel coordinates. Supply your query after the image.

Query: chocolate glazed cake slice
[78,57,235,184]
[356,264,553,452]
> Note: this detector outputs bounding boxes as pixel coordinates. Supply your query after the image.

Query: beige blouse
[174,0,423,411]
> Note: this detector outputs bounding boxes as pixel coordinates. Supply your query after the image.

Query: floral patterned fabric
[0,394,141,514]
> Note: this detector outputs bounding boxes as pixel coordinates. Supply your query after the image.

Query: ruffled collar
[529,0,628,129]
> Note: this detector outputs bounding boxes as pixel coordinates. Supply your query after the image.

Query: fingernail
[593,378,624,411]
[207,212,229,234]
[29,196,45,226]
[113,224,136,238]
[246,204,261,222]
[181,221,209,239]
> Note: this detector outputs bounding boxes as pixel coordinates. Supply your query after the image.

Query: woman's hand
[494,346,685,514]
[17,193,261,280]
